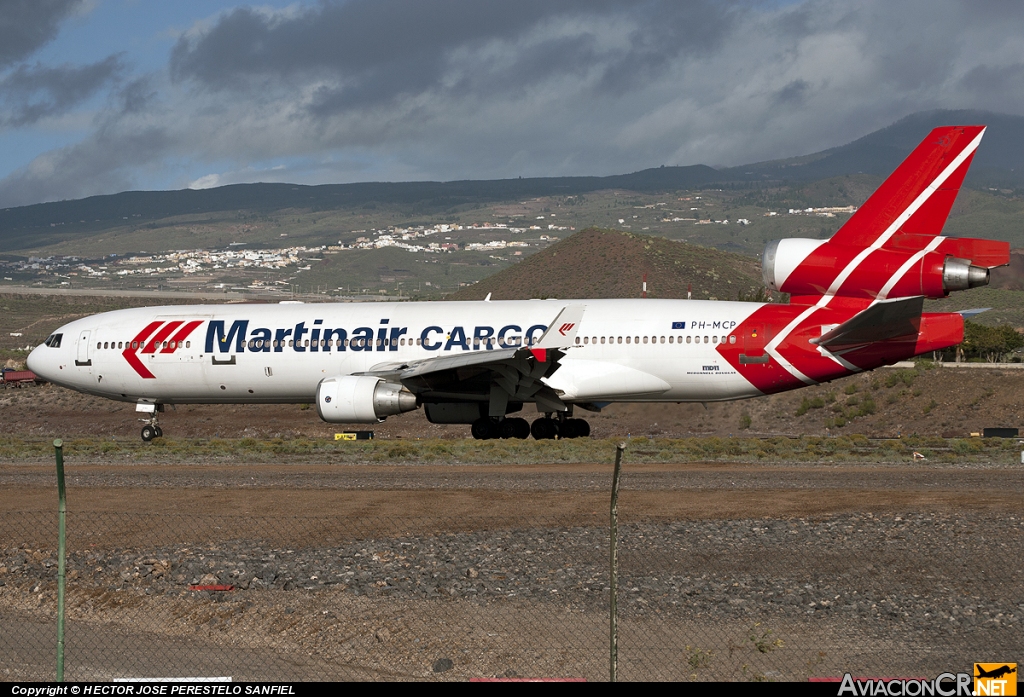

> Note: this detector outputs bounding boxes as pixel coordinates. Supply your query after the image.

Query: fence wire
[1,510,1020,681]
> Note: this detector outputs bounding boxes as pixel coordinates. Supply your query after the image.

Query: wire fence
[1,509,1021,681]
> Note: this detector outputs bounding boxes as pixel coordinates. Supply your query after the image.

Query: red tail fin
[763,125,1008,305]
[830,126,984,249]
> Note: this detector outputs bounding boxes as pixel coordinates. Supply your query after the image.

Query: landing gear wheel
[531,417,559,440]
[559,419,578,439]
[153,426,163,439]
[572,418,591,438]
[500,418,530,440]
[141,425,157,442]
[513,418,530,439]
[471,417,497,440]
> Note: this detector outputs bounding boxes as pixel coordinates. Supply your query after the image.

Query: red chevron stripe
[141,321,182,354]
[162,320,203,353]
[122,321,163,379]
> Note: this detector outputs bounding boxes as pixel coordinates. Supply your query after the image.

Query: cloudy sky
[1,0,1023,207]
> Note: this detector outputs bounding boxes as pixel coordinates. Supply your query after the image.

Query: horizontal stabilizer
[956,307,990,319]
[811,296,924,350]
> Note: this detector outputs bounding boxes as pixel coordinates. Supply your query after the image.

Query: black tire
[153,426,163,439]
[573,418,591,437]
[471,417,495,440]
[499,419,518,439]
[559,419,578,439]
[141,425,156,442]
[513,418,531,439]
[531,418,558,440]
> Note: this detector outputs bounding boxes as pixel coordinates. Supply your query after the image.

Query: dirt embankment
[2,363,1022,441]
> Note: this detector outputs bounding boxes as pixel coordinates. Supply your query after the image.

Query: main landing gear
[470,413,591,441]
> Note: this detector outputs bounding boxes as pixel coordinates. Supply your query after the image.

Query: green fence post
[610,442,625,682]
[54,438,66,682]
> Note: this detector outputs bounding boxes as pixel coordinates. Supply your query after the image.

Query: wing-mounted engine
[316,375,418,423]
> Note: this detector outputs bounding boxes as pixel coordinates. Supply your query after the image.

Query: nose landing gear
[137,403,165,441]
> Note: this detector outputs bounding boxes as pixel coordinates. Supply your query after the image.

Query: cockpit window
[44,333,63,348]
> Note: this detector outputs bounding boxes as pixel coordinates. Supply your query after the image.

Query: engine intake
[316,376,417,423]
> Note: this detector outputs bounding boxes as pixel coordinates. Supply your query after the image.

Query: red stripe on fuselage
[721,303,967,394]
[142,321,182,354]
[162,320,202,353]
[122,321,163,379]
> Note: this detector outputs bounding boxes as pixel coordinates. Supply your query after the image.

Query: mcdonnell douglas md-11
[28,126,1008,441]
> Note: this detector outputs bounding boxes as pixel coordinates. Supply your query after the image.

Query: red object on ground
[2,370,38,386]
[188,584,235,592]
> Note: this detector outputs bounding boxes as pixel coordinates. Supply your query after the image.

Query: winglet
[530,304,585,361]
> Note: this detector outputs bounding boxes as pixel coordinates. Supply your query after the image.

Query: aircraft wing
[363,304,586,415]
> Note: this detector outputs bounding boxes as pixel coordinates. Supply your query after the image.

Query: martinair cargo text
[28,126,1009,441]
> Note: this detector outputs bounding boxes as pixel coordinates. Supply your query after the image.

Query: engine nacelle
[316,375,418,423]
[763,239,991,300]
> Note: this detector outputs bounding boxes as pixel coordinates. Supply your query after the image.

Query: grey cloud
[958,64,1024,114]
[0,0,85,68]
[0,55,124,127]
[773,79,810,107]
[6,0,1024,208]
[170,0,735,108]
[0,118,177,206]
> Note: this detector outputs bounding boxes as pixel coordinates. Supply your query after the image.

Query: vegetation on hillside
[447,228,764,301]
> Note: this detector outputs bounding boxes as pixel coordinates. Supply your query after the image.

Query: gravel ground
[1,459,1021,681]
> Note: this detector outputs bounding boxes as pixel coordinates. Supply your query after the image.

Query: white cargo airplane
[28,126,1008,441]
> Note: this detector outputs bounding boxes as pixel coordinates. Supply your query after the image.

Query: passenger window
[686,336,692,344]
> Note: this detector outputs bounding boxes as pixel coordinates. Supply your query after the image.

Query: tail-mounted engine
[762,235,1007,301]
[316,375,418,423]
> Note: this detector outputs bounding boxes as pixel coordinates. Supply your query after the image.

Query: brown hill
[447,228,765,301]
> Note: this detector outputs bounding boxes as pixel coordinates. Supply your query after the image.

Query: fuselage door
[740,324,772,364]
[76,330,92,367]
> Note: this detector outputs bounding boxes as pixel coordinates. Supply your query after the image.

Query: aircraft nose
[27,342,56,380]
